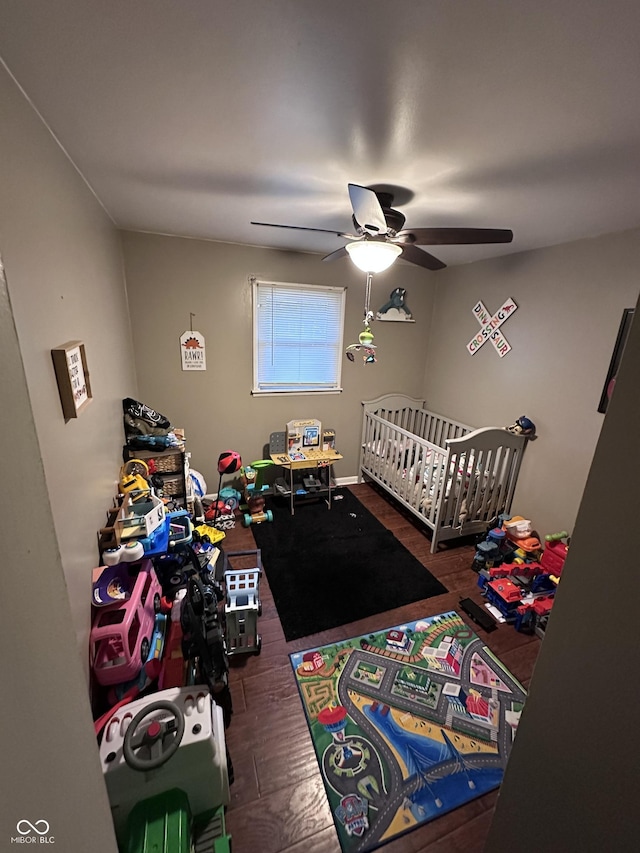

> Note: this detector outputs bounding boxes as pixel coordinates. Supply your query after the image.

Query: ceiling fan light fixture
[345,240,402,273]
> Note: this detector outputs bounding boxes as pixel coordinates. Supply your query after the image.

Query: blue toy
[219,486,242,510]
[506,415,536,437]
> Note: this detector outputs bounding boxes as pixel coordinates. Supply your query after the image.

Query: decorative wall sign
[51,340,92,420]
[467,297,518,357]
[376,287,414,322]
[180,330,207,371]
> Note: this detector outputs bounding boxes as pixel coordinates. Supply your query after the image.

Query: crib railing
[434,427,526,547]
[412,408,472,447]
[360,402,527,553]
[359,397,473,470]
[360,410,450,528]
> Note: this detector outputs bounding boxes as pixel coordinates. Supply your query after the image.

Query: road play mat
[290,611,526,853]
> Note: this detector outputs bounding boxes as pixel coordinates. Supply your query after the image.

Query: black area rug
[250,488,447,641]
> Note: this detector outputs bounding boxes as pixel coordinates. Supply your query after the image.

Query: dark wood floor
[222,483,540,853]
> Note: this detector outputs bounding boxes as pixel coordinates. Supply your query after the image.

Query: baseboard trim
[335,475,359,486]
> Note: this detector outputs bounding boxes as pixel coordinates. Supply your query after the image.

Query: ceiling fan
[251,184,513,272]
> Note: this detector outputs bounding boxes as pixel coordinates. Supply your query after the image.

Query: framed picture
[598,308,634,414]
[51,340,92,420]
[303,425,320,447]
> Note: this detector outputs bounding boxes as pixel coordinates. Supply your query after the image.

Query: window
[252,279,346,394]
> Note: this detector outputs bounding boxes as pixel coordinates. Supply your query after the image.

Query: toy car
[99,686,230,846]
[91,560,162,686]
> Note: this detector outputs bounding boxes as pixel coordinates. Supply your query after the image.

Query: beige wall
[0,261,118,851]
[486,285,640,852]
[0,64,138,653]
[0,62,129,850]
[423,230,640,537]
[121,231,437,489]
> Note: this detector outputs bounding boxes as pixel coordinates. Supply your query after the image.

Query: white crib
[359,394,528,553]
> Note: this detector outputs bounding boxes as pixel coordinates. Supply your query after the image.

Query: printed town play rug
[290,611,527,853]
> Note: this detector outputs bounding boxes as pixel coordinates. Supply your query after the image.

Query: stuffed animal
[505,415,536,436]
[377,287,412,319]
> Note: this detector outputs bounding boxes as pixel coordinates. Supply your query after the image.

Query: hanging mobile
[345,272,377,364]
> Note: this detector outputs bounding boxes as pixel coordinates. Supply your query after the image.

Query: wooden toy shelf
[122,444,191,512]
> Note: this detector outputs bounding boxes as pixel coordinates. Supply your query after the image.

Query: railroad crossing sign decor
[467,297,518,357]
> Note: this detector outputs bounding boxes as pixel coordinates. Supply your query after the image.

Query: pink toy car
[91,560,162,686]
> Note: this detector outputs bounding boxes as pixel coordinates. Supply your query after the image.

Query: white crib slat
[446,451,463,527]
[388,424,402,492]
[474,448,493,522]
[379,421,392,483]
[500,446,522,515]
[406,437,422,506]
[484,446,507,521]
[413,447,428,517]
[421,446,440,524]
[397,436,409,502]
[491,446,512,521]
[448,456,462,528]
[366,415,377,479]
[362,413,374,479]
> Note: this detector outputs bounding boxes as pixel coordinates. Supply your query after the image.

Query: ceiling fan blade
[321,246,349,263]
[348,184,388,235]
[251,221,356,238]
[398,228,513,246]
[399,243,446,271]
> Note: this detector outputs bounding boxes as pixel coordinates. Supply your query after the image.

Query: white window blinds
[252,279,346,394]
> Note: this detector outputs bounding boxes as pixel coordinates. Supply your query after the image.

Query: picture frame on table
[598,308,634,414]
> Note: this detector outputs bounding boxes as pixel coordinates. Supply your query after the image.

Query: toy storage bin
[152,451,183,473]
[159,474,183,496]
[504,518,532,538]
[116,491,165,540]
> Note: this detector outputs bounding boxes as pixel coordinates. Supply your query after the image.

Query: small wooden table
[269,432,343,515]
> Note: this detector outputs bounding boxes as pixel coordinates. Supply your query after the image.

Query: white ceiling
[2,0,640,268]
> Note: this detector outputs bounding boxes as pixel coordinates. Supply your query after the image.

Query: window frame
[251,278,346,396]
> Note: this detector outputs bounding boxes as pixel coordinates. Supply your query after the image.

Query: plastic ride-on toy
[241,459,274,526]
[100,685,230,846]
[123,788,231,853]
[91,560,162,686]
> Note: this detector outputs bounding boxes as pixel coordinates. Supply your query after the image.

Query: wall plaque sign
[180,330,207,371]
[51,340,92,420]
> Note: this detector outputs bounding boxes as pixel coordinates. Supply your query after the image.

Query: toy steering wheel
[123,700,185,771]
[122,458,150,478]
